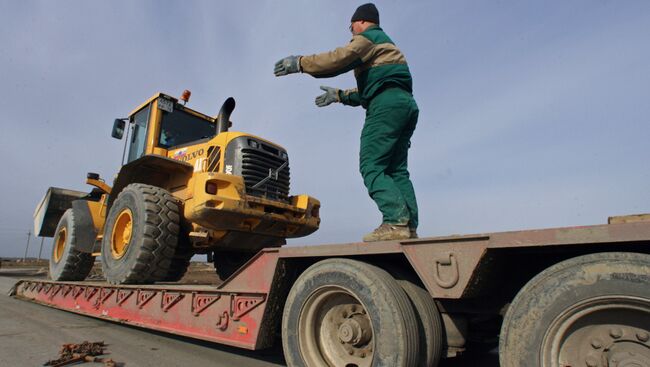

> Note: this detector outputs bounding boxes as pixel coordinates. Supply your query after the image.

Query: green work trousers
[359,87,419,229]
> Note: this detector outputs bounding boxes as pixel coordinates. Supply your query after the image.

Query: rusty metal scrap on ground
[44,341,121,367]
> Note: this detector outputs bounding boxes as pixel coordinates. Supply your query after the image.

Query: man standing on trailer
[274,3,420,242]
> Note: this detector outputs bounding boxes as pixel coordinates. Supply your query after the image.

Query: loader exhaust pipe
[216,97,236,134]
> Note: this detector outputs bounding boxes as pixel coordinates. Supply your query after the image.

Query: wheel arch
[107,155,193,211]
[462,242,650,308]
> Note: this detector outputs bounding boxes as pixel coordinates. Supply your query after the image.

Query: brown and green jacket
[299,25,413,108]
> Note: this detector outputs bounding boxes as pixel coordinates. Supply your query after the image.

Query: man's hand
[274,55,301,76]
[315,86,340,107]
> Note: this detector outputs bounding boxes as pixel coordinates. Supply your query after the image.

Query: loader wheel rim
[298,286,374,367]
[111,209,133,260]
[53,227,66,263]
[541,295,650,367]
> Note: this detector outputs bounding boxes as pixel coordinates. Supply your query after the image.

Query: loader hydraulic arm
[86,173,111,194]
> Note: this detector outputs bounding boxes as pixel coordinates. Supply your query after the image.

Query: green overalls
[300,25,419,229]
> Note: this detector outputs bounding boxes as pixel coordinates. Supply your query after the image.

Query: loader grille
[241,148,290,201]
[224,137,290,202]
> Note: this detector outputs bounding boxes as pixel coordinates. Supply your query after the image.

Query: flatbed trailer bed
[13,216,650,367]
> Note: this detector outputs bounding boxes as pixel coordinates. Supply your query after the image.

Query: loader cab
[113,94,217,165]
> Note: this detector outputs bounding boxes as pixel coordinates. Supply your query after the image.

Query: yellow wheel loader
[34,92,320,284]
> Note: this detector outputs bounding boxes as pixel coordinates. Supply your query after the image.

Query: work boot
[363,223,410,242]
[409,228,418,239]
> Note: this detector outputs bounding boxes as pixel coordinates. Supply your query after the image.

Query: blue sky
[0,1,648,258]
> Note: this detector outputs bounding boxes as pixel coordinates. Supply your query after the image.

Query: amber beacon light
[180,90,191,105]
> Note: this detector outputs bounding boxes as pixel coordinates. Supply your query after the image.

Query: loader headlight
[248,139,259,149]
[205,182,218,195]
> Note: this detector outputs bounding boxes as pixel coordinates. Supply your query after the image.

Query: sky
[0,1,648,259]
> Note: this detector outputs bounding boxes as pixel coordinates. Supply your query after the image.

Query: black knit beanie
[351,3,380,24]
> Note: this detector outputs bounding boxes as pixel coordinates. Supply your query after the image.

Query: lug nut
[637,331,649,342]
[609,328,623,339]
[585,356,599,367]
[590,339,602,349]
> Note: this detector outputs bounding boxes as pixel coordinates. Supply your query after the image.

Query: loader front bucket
[33,187,87,237]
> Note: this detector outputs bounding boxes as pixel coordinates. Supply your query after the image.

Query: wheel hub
[542,296,650,367]
[338,314,371,346]
[583,338,650,367]
[298,287,374,367]
[53,227,66,262]
[111,209,133,259]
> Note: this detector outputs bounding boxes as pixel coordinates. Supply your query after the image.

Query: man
[274,3,419,242]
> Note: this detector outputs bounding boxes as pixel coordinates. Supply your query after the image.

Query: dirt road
[0,270,498,366]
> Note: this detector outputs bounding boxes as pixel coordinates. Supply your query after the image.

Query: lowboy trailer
[12,214,650,367]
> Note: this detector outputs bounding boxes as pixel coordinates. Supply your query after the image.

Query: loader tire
[212,251,254,281]
[101,184,180,285]
[499,252,650,367]
[49,209,95,281]
[282,258,420,367]
[162,236,193,282]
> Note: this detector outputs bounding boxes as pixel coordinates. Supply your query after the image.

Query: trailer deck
[11,216,650,364]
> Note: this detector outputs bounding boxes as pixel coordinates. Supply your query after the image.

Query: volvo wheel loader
[33,92,321,284]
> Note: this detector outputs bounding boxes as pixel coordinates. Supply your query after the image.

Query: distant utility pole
[38,237,45,260]
[23,231,31,261]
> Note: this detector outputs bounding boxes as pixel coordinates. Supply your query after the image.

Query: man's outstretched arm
[274,35,373,78]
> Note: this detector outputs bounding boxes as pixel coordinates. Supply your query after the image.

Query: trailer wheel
[282,258,419,367]
[49,209,95,281]
[101,184,180,284]
[499,252,650,367]
[397,278,444,367]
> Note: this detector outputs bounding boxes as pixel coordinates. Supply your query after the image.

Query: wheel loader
[33,92,321,284]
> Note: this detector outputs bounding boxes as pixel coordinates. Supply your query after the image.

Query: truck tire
[101,184,180,284]
[282,258,420,367]
[397,278,444,367]
[49,209,95,281]
[499,252,650,367]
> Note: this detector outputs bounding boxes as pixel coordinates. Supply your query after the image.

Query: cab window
[158,108,215,149]
[127,105,150,163]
